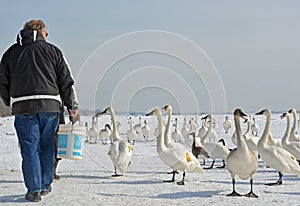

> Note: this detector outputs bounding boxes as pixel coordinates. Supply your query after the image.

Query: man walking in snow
[0,19,79,202]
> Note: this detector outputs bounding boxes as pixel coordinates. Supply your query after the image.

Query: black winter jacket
[0,29,78,114]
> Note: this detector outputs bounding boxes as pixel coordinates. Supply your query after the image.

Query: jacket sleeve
[54,48,79,110]
[0,51,11,107]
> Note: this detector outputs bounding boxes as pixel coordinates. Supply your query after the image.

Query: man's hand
[69,109,80,124]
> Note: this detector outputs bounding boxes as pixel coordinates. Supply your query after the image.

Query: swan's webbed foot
[265,180,282,186]
[265,172,282,186]
[177,181,185,185]
[244,191,258,198]
[112,174,123,177]
[226,190,242,197]
[204,160,215,169]
[217,160,226,168]
[163,179,175,183]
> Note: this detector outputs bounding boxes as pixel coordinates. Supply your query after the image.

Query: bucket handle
[67,121,81,133]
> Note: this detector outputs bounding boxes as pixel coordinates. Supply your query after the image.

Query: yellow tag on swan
[186,153,192,162]
[108,149,112,155]
[128,145,133,151]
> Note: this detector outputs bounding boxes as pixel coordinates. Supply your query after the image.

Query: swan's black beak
[95,109,106,116]
[288,109,293,113]
[239,110,248,119]
[280,112,287,119]
[161,105,168,111]
[145,110,153,116]
[255,109,265,115]
[201,115,208,120]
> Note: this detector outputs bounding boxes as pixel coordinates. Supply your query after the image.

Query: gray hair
[23,19,46,31]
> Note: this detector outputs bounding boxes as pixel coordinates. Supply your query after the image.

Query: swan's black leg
[265,171,282,186]
[163,170,176,183]
[177,172,185,185]
[244,178,258,198]
[227,179,242,197]
[204,160,215,169]
[167,170,179,174]
[200,158,206,165]
[217,160,226,168]
[112,166,122,177]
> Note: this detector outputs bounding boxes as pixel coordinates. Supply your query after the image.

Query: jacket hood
[16,29,45,46]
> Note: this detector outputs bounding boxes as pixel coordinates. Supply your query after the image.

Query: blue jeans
[14,113,60,193]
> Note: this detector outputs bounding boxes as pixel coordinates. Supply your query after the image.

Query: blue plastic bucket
[57,124,87,160]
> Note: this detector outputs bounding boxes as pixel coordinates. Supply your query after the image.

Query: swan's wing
[265,146,299,170]
[108,141,119,163]
[118,140,133,156]
[210,143,230,159]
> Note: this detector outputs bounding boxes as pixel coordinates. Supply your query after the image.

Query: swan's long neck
[201,115,212,144]
[282,115,291,144]
[234,115,247,149]
[130,118,134,130]
[260,111,271,146]
[208,115,213,132]
[164,108,172,145]
[245,120,251,135]
[109,108,120,141]
[291,110,297,134]
[156,112,167,153]
[175,119,179,132]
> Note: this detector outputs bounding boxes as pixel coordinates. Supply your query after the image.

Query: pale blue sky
[1,1,300,114]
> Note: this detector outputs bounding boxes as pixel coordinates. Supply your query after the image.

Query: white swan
[180,116,189,140]
[184,119,196,148]
[141,119,150,140]
[172,118,182,142]
[146,107,204,185]
[280,112,300,160]
[207,139,230,169]
[194,114,199,128]
[267,133,282,147]
[223,116,231,133]
[251,117,259,136]
[201,114,229,169]
[197,118,208,138]
[99,124,111,145]
[201,114,218,144]
[239,117,280,148]
[127,116,137,145]
[256,108,300,185]
[87,116,100,143]
[288,108,300,141]
[96,107,133,176]
[133,116,142,134]
[244,119,259,152]
[226,108,258,198]
[162,104,188,176]
[189,118,197,133]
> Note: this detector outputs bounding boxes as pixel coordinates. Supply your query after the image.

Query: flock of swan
[85,105,300,198]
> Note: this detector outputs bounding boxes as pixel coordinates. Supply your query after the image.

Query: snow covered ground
[1,111,300,206]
